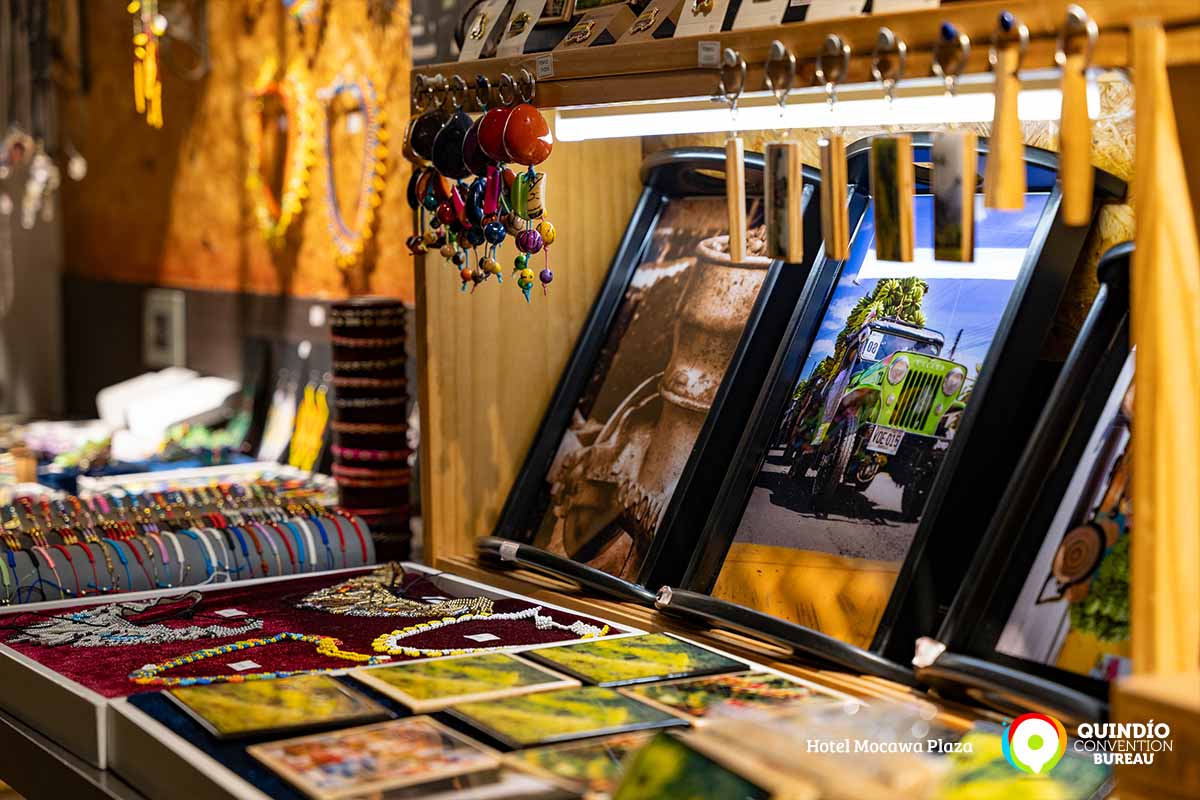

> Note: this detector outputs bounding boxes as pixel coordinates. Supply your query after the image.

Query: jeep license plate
[867,426,904,455]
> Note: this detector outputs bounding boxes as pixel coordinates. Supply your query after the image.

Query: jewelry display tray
[0,564,632,772]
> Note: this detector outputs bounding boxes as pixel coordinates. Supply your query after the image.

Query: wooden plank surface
[412,0,1200,109]
[416,121,643,565]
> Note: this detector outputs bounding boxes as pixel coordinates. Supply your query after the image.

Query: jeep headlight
[887,355,909,385]
[942,368,966,397]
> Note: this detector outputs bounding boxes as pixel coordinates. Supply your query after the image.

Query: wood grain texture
[1059,51,1094,226]
[417,120,643,564]
[726,137,748,263]
[58,1,414,300]
[984,44,1026,210]
[819,134,849,261]
[1130,19,1200,676]
[1112,672,1200,799]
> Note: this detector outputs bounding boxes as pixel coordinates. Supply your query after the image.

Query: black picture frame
[491,146,823,592]
[919,242,1132,716]
[682,135,1127,666]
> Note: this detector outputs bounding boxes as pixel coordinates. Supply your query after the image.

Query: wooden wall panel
[58,1,413,300]
[418,121,644,563]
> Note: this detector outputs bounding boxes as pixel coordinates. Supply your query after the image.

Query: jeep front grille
[893,368,939,430]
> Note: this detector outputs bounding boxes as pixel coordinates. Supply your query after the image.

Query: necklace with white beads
[371,606,610,657]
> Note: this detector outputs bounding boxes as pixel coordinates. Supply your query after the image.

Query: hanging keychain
[1057,5,1098,226]
[719,49,748,262]
[763,41,803,263]
[984,11,1028,211]
[931,23,977,263]
[503,69,557,301]
[815,35,850,261]
[869,28,914,263]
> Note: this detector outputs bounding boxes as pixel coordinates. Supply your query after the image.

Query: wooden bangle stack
[329,297,412,560]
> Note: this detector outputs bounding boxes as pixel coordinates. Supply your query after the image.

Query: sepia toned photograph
[530,196,769,580]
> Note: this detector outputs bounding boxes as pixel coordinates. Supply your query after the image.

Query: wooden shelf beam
[412,0,1200,109]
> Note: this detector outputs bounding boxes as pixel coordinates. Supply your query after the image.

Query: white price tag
[228,660,262,672]
[535,54,555,79]
[213,608,247,618]
[463,633,502,643]
[697,40,721,68]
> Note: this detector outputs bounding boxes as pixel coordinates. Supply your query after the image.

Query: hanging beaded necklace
[320,72,388,270]
[372,606,610,658]
[247,57,317,245]
[129,632,390,687]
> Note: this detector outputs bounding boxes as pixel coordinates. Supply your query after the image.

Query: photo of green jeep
[785,316,968,520]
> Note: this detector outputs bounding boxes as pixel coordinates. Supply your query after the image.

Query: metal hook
[814,34,851,107]
[764,40,796,107]
[989,11,1030,72]
[932,22,971,96]
[516,68,537,103]
[497,72,518,105]
[1055,4,1098,69]
[473,74,493,110]
[412,74,433,111]
[871,27,907,102]
[448,74,470,109]
[717,48,747,113]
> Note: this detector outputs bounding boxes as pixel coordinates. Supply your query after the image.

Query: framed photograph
[521,633,745,687]
[683,136,1127,663]
[538,0,577,24]
[612,732,774,800]
[349,653,578,712]
[448,685,686,748]
[619,670,846,723]
[504,731,655,795]
[247,717,501,800]
[929,243,1133,705]
[166,675,390,740]
[494,148,822,590]
[940,725,1112,800]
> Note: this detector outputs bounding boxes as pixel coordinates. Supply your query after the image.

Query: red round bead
[478,107,514,162]
[436,202,456,225]
[503,104,553,166]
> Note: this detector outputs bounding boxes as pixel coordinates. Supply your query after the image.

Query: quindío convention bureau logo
[1002,713,1068,775]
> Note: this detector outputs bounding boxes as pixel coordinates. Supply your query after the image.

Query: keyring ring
[412,74,433,111]
[497,72,518,105]
[516,68,536,103]
[448,74,470,109]
[871,27,907,101]
[764,40,796,107]
[932,22,970,94]
[1055,4,1098,68]
[717,48,747,112]
[990,11,1030,71]
[429,74,450,109]
[473,75,493,110]
[814,34,851,105]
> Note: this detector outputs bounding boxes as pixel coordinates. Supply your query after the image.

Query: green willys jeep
[787,316,968,520]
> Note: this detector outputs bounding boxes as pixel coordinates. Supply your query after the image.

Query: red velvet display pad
[0,569,621,698]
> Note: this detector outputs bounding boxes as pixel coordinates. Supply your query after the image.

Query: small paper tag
[228,660,261,672]
[697,40,721,68]
[463,633,501,643]
[213,608,247,618]
[346,112,364,134]
[535,54,554,79]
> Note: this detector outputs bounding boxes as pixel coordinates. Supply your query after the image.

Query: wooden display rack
[412,3,1200,796]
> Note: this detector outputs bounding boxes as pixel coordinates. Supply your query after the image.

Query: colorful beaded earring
[503,70,558,302]
[247,58,317,246]
[128,0,166,129]
[319,70,389,270]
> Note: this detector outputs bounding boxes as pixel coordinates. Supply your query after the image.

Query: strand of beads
[128,632,391,687]
[371,605,610,657]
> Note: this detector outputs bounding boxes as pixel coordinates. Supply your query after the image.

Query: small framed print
[619,670,846,723]
[247,717,501,800]
[166,675,391,740]
[612,732,775,800]
[539,0,577,25]
[496,0,546,57]
[732,0,789,31]
[672,0,733,38]
[505,732,655,795]
[448,685,686,748]
[554,4,636,50]
[349,652,578,713]
[459,0,511,61]
[616,0,681,44]
[522,633,745,687]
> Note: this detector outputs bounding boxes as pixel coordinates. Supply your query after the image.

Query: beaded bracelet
[73,542,105,594]
[252,523,284,575]
[333,464,411,479]
[282,521,309,572]
[229,526,256,578]
[332,421,407,434]
[334,396,405,409]
[333,356,406,371]
[266,522,299,572]
[332,445,411,461]
[331,334,404,348]
[33,546,67,598]
[332,376,406,389]
[335,476,411,488]
[180,530,216,580]
[161,531,189,586]
[308,519,337,570]
[51,544,84,597]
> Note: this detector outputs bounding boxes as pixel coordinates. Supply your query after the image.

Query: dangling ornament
[128,0,166,129]
[247,58,317,246]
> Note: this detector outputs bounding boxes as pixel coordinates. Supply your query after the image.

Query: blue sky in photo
[798,194,1050,384]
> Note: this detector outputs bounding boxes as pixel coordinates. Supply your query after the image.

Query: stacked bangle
[331,334,404,347]
[332,421,407,434]
[331,445,411,461]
